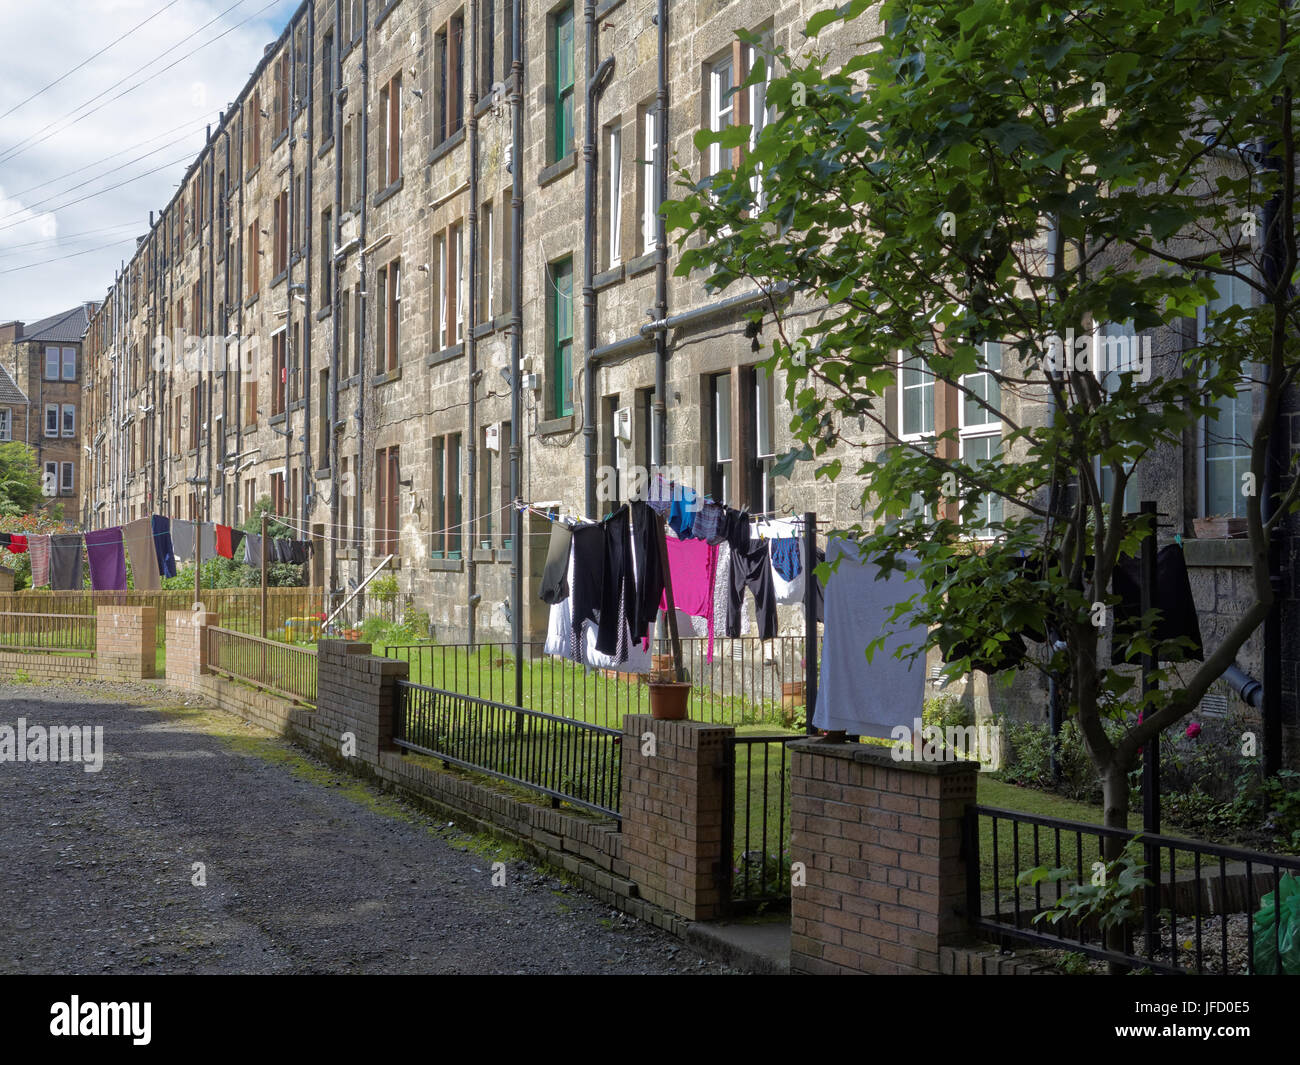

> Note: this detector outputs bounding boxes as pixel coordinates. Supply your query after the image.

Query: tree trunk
[1101,763,1131,973]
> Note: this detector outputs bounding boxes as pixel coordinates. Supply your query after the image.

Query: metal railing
[394,680,622,820]
[0,611,96,655]
[722,735,793,910]
[966,804,1300,974]
[206,625,317,705]
[383,635,809,731]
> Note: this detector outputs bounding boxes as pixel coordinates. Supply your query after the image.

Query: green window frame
[552,6,574,162]
[551,257,574,416]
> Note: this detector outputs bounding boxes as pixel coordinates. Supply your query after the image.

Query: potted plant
[1192,514,1248,539]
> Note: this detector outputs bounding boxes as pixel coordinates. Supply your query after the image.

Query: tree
[0,443,44,517]
[159,496,306,590]
[666,0,1300,843]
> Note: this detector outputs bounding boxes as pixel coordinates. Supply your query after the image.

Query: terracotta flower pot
[648,681,692,720]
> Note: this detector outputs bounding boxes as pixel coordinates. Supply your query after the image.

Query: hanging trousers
[727,541,778,639]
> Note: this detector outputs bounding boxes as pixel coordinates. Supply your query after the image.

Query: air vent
[1200,692,1229,717]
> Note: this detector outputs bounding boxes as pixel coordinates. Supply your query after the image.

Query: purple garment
[85,527,128,591]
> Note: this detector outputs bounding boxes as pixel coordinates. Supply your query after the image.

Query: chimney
[0,321,23,344]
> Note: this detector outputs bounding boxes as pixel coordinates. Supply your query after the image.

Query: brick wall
[95,606,156,680]
[0,650,96,682]
[164,609,216,686]
[789,739,978,975]
[619,713,732,922]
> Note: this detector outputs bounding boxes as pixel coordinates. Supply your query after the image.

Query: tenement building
[81,0,1298,754]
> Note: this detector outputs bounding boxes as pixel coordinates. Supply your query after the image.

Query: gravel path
[0,681,733,975]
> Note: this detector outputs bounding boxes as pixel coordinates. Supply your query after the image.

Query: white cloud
[0,0,301,323]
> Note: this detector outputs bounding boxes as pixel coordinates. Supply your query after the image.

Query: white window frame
[606,123,622,267]
[707,54,736,180]
[44,346,59,380]
[43,460,57,496]
[61,347,76,380]
[0,407,10,441]
[60,461,74,495]
[1091,321,1140,515]
[1197,266,1256,519]
[754,364,776,515]
[433,231,447,348]
[897,348,935,443]
[641,106,658,256]
[61,403,76,438]
[958,341,1004,537]
[482,201,496,318]
[452,223,463,343]
[44,403,58,438]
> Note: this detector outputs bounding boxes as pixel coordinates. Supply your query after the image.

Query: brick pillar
[165,609,217,689]
[95,605,157,680]
[619,714,732,921]
[789,739,978,975]
[312,640,407,766]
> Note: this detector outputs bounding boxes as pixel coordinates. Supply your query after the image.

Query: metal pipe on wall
[466,0,481,644]
[509,0,524,704]
[652,0,668,469]
[354,0,371,606]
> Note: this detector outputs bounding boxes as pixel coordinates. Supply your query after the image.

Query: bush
[994,719,1127,805]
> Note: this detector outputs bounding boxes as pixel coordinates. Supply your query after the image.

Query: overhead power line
[0,236,140,276]
[0,0,188,123]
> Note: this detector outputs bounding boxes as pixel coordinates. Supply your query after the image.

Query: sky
[0,0,301,326]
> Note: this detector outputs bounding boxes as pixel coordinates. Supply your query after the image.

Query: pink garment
[28,534,51,587]
[660,536,720,661]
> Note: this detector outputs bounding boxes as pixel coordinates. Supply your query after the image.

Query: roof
[22,304,94,344]
[0,363,27,405]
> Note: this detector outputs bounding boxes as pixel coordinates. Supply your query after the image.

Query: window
[604,123,622,267]
[603,397,625,502]
[45,345,59,380]
[751,366,776,514]
[61,403,75,438]
[339,455,354,549]
[320,207,333,305]
[321,31,334,141]
[247,91,261,170]
[342,116,355,206]
[479,201,494,319]
[43,461,57,497]
[430,435,463,558]
[272,330,287,415]
[707,52,736,180]
[318,368,330,468]
[550,5,574,162]
[477,0,495,96]
[45,346,76,380]
[706,37,774,203]
[639,104,659,255]
[479,423,509,548]
[247,223,260,292]
[244,377,258,427]
[959,341,1004,534]
[273,191,289,275]
[294,172,305,254]
[0,408,10,441]
[348,0,362,43]
[708,372,732,503]
[898,351,935,440]
[1199,268,1255,518]
[62,346,77,380]
[271,470,287,515]
[500,197,513,309]
[45,403,58,438]
[274,53,289,139]
[189,384,201,450]
[451,223,463,342]
[434,14,464,144]
[549,256,574,416]
[376,259,401,371]
[378,75,401,189]
[376,445,401,555]
[60,462,74,496]
[433,227,461,349]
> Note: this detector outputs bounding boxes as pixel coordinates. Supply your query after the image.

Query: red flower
[1185,722,1202,739]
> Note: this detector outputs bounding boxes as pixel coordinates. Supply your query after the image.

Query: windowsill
[245,165,260,183]
[271,269,288,289]
[472,547,495,563]
[290,399,305,412]
[537,152,577,187]
[316,304,332,321]
[473,93,495,118]
[373,176,404,208]
[428,126,466,166]
[314,467,331,480]
[272,130,289,152]
[242,424,259,435]
[339,373,360,392]
[373,0,400,30]
[626,250,657,278]
[318,135,335,158]
[538,414,575,436]
[425,343,463,368]
[372,366,402,387]
[244,294,260,308]
[1183,537,1253,567]
[492,312,512,332]
[427,557,464,572]
[595,0,626,17]
[594,264,624,290]
[270,412,287,426]
[470,320,494,340]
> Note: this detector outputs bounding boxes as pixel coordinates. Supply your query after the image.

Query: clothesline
[267,501,518,545]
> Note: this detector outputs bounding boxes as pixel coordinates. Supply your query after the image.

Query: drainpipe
[582,20,615,518]
[302,7,315,538]
[652,0,668,469]
[466,0,481,643]
[222,117,232,524]
[329,0,343,606]
[235,95,245,523]
[355,0,371,604]
[510,0,524,702]
[206,129,215,526]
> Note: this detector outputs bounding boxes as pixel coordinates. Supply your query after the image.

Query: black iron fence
[966,804,1300,974]
[206,625,318,705]
[383,635,808,731]
[393,680,622,820]
[0,611,96,655]
[723,735,794,910]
